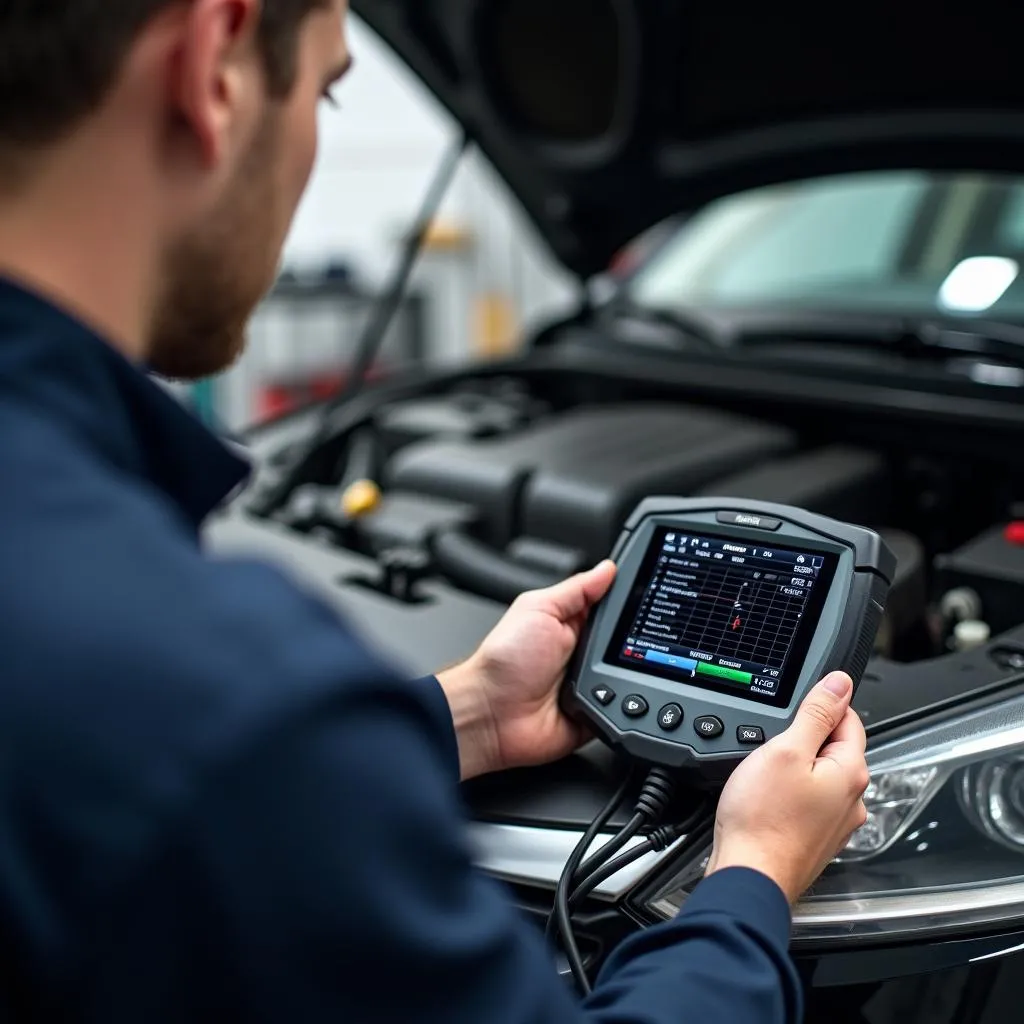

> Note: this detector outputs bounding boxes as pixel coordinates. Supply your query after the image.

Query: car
[205,4,1024,1021]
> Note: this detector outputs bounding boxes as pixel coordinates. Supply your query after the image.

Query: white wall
[213,15,582,431]
[281,15,577,330]
[282,17,457,279]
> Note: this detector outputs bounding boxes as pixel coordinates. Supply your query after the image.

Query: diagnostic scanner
[564,498,896,779]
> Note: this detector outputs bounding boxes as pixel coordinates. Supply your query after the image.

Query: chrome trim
[468,823,684,899]
[651,878,1024,944]
[864,694,1024,776]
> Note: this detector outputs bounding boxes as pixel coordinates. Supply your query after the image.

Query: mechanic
[0,1,869,1021]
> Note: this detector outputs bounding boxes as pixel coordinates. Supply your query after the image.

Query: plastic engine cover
[386,404,795,562]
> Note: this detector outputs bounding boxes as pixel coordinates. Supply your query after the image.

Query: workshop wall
[205,15,577,432]
[286,16,577,331]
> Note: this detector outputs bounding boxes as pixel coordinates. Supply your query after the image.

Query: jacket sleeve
[73,666,802,1024]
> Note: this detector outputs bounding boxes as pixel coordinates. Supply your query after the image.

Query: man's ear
[172,0,262,169]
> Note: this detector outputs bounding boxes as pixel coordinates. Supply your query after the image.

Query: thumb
[528,560,617,621]
[787,672,853,753]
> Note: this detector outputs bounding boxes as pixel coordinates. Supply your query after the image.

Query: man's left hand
[437,561,617,780]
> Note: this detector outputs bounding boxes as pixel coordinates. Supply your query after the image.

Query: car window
[708,176,926,299]
[996,185,1024,251]
[628,171,1024,320]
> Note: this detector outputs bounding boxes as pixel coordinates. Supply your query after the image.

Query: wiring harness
[546,766,708,995]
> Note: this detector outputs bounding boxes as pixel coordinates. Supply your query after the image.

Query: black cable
[248,133,470,518]
[574,812,646,885]
[551,767,679,996]
[567,827,683,910]
[632,767,677,821]
[553,811,645,993]
[568,804,710,911]
[545,769,635,941]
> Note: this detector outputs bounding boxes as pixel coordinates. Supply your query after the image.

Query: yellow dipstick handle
[340,479,382,519]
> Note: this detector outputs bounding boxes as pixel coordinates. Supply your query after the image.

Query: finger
[816,707,867,767]
[785,672,854,755]
[526,560,617,622]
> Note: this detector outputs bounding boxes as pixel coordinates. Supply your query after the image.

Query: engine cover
[386,404,795,562]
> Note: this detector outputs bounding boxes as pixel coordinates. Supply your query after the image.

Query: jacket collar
[0,275,250,531]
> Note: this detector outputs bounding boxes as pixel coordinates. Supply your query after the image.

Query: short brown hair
[0,1,326,150]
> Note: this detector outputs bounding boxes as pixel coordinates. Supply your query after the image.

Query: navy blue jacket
[0,275,803,1022]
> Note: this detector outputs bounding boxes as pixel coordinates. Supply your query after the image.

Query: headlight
[959,756,1024,851]
[638,691,1024,944]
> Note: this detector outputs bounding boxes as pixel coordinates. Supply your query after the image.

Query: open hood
[352,1,1024,278]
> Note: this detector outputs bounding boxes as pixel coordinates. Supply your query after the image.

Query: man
[0,1,869,1021]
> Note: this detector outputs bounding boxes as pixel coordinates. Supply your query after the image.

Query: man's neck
[0,143,157,364]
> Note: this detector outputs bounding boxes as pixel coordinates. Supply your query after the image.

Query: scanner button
[737,725,765,745]
[591,686,615,707]
[694,715,724,739]
[658,703,684,731]
[622,695,649,718]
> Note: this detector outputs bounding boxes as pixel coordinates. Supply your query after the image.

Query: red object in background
[309,374,345,400]
[255,365,390,422]
[1005,522,1024,545]
[257,385,296,421]
[608,248,637,278]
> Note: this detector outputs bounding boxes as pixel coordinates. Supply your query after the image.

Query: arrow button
[621,694,649,718]
[591,686,615,707]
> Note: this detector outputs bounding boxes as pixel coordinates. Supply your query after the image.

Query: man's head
[0,0,351,378]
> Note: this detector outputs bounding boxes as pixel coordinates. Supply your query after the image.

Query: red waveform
[731,616,742,630]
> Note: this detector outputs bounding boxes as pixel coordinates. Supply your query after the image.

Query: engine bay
[204,355,1024,977]
[237,370,1024,678]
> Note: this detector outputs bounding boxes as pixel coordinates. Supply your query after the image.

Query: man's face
[149,0,350,381]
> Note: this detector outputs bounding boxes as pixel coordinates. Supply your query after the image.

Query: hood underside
[352,0,1024,278]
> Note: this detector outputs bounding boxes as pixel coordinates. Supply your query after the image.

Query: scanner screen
[605,527,837,708]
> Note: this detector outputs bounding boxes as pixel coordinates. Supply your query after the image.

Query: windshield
[627,171,1024,322]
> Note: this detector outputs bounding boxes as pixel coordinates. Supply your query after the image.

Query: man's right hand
[705,671,869,904]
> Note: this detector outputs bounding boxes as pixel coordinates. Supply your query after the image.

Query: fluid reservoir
[953,618,992,651]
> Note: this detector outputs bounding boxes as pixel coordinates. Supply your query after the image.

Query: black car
[207,4,1024,1021]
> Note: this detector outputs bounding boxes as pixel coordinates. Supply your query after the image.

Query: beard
[148,112,284,382]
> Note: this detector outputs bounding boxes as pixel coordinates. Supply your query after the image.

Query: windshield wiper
[599,298,723,350]
[733,312,1024,366]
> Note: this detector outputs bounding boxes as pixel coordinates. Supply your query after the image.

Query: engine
[253,374,1024,670]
